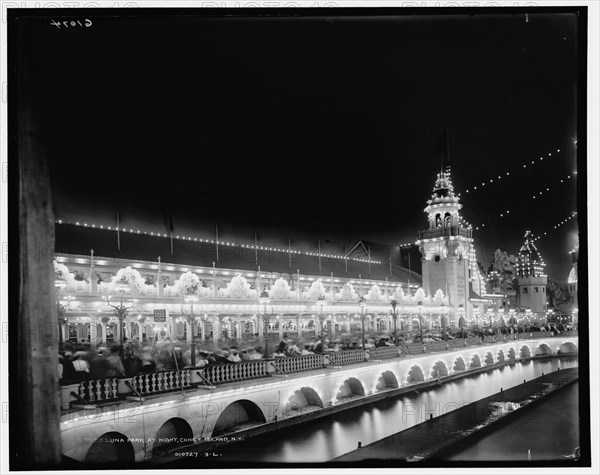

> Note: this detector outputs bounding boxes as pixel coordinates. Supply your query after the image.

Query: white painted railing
[132,370,192,395]
[201,361,269,384]
[368,346,400,360]
[271,354,325,374]
[78,378,119,402]
[326,350,367,366]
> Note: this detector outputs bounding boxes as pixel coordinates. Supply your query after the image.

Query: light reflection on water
[442,380,579,461]
[220,357,578,463]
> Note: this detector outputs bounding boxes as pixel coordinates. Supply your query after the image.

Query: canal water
[441,379,579,462]
[184,357,579,464]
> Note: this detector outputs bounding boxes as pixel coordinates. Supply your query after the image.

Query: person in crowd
[140,346,156,373]
[271,347,286,358]
[314,337,323,354]
[123,347,143,376]
[58,355,64,384]
[253,346,265,359]
[71,351,90,382]
[90,348,109,380]
[301,345,314,355]
[106,345,125,378]
[61,351,77,384]
[227,349,242,363]
[287,340,301,356]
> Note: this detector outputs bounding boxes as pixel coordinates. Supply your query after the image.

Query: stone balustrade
[58,332,579,412]
[78,378,119,403]
[271,354,326,374]
[131,370,192,395]
[368,345,401,360]
[326,349,367,366]
[200,360,269,385]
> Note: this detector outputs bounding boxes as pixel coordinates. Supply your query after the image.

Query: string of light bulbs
[530,212,578,243]
[457,146,568,197]
[54,219,383,264]
[465,173,576,230]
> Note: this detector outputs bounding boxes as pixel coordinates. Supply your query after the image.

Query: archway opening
[283,387,323,417]
[406,365,425,384]
[84,432,135,465]
[152,418,194,456]
[497,350,506,363]
[484,352,494,365]
[470,354,481,369]
[430,361,449,379]
[212,400,266,436]
[507,348,516,360]
[336,378,365,401]
[535,343,553,356]
[558,342,578,354]
[519,345,532,359]
[453,357,466,372]
[374,371,399,392]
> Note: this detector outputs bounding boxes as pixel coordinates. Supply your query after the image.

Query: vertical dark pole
[17,23,62,466]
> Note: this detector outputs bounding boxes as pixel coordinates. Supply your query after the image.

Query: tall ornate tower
[516,230,548,316]
[416,166,473,319]
[567,246,578,313]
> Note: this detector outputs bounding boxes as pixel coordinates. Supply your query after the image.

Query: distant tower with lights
[567,245,578,313]
[516,231,548,316]
[416,165,474,321]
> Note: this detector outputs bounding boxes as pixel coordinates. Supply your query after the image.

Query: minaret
[567,245,579,320]
[416,165,473,321]
[516,230,548,317]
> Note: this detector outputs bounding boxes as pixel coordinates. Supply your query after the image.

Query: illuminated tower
[567,246,578,314]
[516,231,548,316]
[416,166,473,320]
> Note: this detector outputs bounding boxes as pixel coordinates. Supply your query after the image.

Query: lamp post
[54,279,67,351]
[390,299,398,345]
[359,296,367,349]
[105,282,135,354]
[547,308,554,325]
[417,301,424,345]
[181,294,198,367]
[259,290,271,356]
[316,296,326,338]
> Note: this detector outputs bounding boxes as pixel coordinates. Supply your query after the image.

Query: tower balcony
[416,226,472,241]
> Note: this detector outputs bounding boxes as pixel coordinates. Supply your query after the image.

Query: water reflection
[442,381,579,461]
[196,357,579,463]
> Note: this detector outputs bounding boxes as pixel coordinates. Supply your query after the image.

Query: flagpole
[254,230,258,267]
[169,217,174,256]
[368,246,371,275]
[216,223,219,262]
[288,236,292,270]
[318,239,321,271]
[116,206,121,251]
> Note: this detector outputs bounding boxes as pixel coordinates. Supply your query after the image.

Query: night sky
[20,10,581,279]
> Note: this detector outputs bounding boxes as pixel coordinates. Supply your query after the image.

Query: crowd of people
[58,333,398,385]
[59,322,576,385]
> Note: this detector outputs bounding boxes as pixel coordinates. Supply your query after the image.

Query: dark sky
[20,10,581,279]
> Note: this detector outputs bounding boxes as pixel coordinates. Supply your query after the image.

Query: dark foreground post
[15,18,62,467]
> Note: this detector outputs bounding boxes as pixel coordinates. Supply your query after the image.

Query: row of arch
[83,341,578,464]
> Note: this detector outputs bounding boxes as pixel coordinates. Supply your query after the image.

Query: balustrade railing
[201,361,269,385]
[78,378,119,403]
[132,370,192,395]
[326,349,367,366]
[368,346,400,360]
[271,354,325,374]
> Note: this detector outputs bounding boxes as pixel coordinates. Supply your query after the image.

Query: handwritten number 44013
[50,19,92,29]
